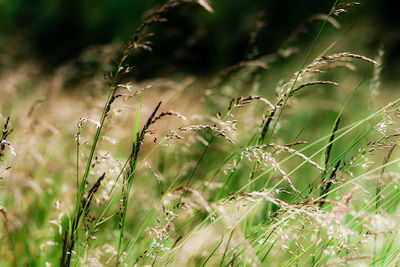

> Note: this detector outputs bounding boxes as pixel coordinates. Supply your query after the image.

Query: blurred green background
[0,0,399,80]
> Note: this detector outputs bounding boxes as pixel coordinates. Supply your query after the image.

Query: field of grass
[1,1,400,266]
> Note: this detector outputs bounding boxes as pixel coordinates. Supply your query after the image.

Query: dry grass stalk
[268,143,325,172]
[332,2,361,16]
[240,146,304,197]
[179,124,235,144]
[228,95,274,111]
[0,140,15,157]
[284,140,307,147]
[366,133,400,154]
[120,102,162,229]
[175,186,214,216]
[144,161,165,183]
[0,116,13,158]
[151,111,187,125]
[291,80,338,95]
[280,81,338,104]
[195,0,214,12]
[165,131,184,142]
[315,61,357,72]
[320,255,374,267]
[143,207,179,262]
[240,142,323,173]
[123,1,181,57]
[82,173,106,213]
[321,52,378,65]
[304,52,377,76]
[262,76,340,143]
[123,0,212,56]
[260,48,377,144]
[224,189,286,207]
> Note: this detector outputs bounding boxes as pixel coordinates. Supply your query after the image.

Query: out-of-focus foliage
[0,0,399,79]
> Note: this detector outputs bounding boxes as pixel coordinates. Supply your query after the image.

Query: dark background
[0,0,399,79]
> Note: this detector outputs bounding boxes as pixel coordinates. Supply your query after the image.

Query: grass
[1,0,400,266]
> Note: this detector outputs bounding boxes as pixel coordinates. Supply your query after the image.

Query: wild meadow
[1,0,400,266]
